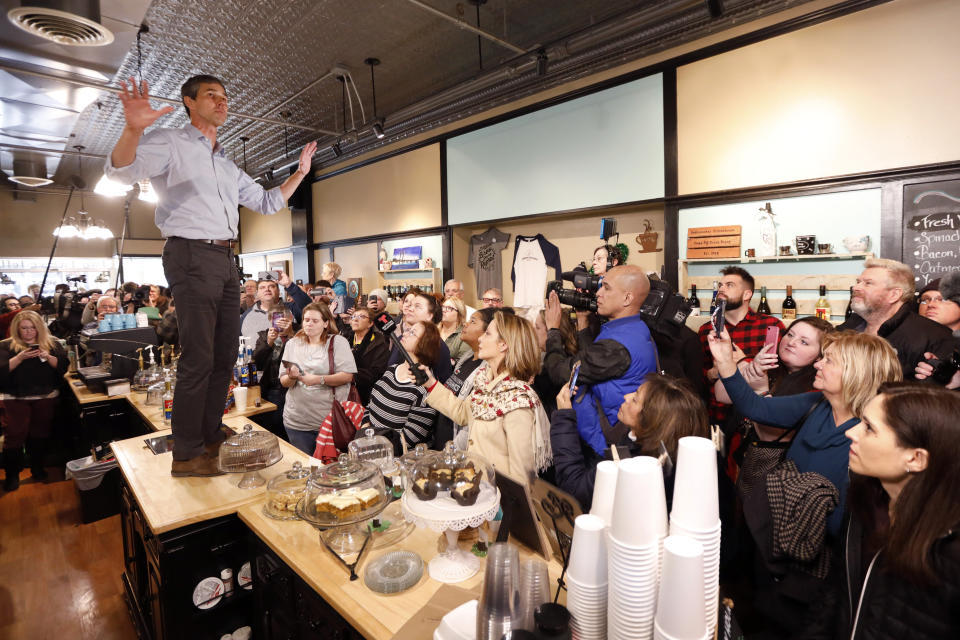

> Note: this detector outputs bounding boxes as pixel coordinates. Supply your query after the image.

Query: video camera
[545,265,602,312]
[640,277,690,338]
[43,289,86,337]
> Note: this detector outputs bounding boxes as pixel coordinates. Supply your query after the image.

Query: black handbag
[736,398,823,497]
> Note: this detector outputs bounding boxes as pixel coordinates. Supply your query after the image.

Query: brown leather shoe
[204,438,224,458]
[171,452,225,478]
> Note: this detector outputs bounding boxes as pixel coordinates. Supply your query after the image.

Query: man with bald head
[564,265,659,455]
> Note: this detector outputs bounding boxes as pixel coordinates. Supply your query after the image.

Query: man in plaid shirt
[698,266,784,425]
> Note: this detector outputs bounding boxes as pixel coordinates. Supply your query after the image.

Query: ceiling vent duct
[7,0,114,46]
[8,158,53,187]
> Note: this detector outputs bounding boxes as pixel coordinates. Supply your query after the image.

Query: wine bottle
[845,286,854,319]
[782,285,797,320]
[757,286,772,315]
[689,284,701,317]
[815,285,831,320]
[709,281,719,314]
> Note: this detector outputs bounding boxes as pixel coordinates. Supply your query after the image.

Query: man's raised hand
[118,77,174,133]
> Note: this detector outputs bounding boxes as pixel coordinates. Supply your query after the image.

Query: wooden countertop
[65,373,276,430]
[125,388,275,432]
[112,416,310,535]
[65,373,113,404]
[239,500,565,640]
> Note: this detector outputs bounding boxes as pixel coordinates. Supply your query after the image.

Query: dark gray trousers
[162,237,239,461]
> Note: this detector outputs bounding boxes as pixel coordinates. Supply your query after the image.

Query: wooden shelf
[378,267,440,273]
[684,251,873,264]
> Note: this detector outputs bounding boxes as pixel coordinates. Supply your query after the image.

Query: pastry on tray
[451,479,481,506]
[314,494,363,519]
[411,477,438,501]
[428,465,455,490]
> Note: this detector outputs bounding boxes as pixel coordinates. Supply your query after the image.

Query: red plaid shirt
[698,308,785,424]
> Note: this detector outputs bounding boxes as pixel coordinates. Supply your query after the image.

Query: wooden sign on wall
[687,225,742,259]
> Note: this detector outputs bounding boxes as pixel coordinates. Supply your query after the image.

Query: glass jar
[300,454,387,526]
[398,443,438,493]
[263,461,312,520]
[407,442,495,506]
[348,428,394,470]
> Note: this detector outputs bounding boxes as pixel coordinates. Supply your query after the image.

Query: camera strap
[595,396,631,446]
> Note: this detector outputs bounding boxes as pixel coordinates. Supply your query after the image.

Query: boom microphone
[372,313,428,385]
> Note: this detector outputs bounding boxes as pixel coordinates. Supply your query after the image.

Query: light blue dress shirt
[104,124,285,240]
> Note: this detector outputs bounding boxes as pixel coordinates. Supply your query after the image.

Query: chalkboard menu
[903,179,960,288]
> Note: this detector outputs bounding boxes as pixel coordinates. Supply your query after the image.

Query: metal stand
[536,489,578,603]
[319,526,374,581]
[113,188,134,292]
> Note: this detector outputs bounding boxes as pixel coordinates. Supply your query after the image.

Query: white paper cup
[670,437,719,532]
[655,536,706,640]
[233,386,249,410]
[590,460,619,525]
[567,514,608,587]
[611,457,667,546]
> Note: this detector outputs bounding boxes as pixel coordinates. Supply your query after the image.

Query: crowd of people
[3,249,960,637]
[242,252,960,639]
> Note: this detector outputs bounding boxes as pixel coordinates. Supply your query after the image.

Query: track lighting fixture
[365,57,386,140]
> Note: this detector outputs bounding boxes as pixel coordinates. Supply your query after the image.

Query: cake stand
[401,485,500,583]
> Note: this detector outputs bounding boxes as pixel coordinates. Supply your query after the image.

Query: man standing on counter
[104,75,317,477]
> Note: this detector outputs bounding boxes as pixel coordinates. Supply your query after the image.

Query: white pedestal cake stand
[401,485,500,583]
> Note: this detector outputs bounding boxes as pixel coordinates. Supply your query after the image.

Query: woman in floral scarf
[423,310,551,484]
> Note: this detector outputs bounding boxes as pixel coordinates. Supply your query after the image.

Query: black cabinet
[251,537,363,640]
[120,476,255,640]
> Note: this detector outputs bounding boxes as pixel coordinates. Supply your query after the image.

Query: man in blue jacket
[570,265,659,455]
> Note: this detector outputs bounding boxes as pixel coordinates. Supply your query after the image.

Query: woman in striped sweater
[366,320,441,454]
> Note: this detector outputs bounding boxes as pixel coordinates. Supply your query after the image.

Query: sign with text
[903,179,960,287]
[687,225,741,259]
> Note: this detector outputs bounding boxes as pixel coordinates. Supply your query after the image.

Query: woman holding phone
[714,316,834,441]
[252,306,295,439]
[279,302,357,454]
[0,310,68,491]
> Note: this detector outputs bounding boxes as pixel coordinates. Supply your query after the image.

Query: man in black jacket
[839,258,952,379]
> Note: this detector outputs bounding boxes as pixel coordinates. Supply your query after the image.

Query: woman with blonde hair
[709,329,902,537]
[438,297,471,364]
[320,262,347,297]
[279,302,357,453]
[0,310,68,490]
[423,311,550,483]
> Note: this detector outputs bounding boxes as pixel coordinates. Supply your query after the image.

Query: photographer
[562,265,659,456]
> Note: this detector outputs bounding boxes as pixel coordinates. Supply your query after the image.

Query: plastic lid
[309,454,378,488]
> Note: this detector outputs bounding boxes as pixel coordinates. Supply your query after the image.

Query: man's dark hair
[315,280,332,288]
[181,75,225,117]
[720,266,755,293]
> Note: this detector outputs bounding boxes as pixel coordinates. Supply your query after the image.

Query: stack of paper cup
[654,536,709,640]
[566,514,608,640]
[589,460,619,526]
[607,456,668,640]
[669,437,721,637]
